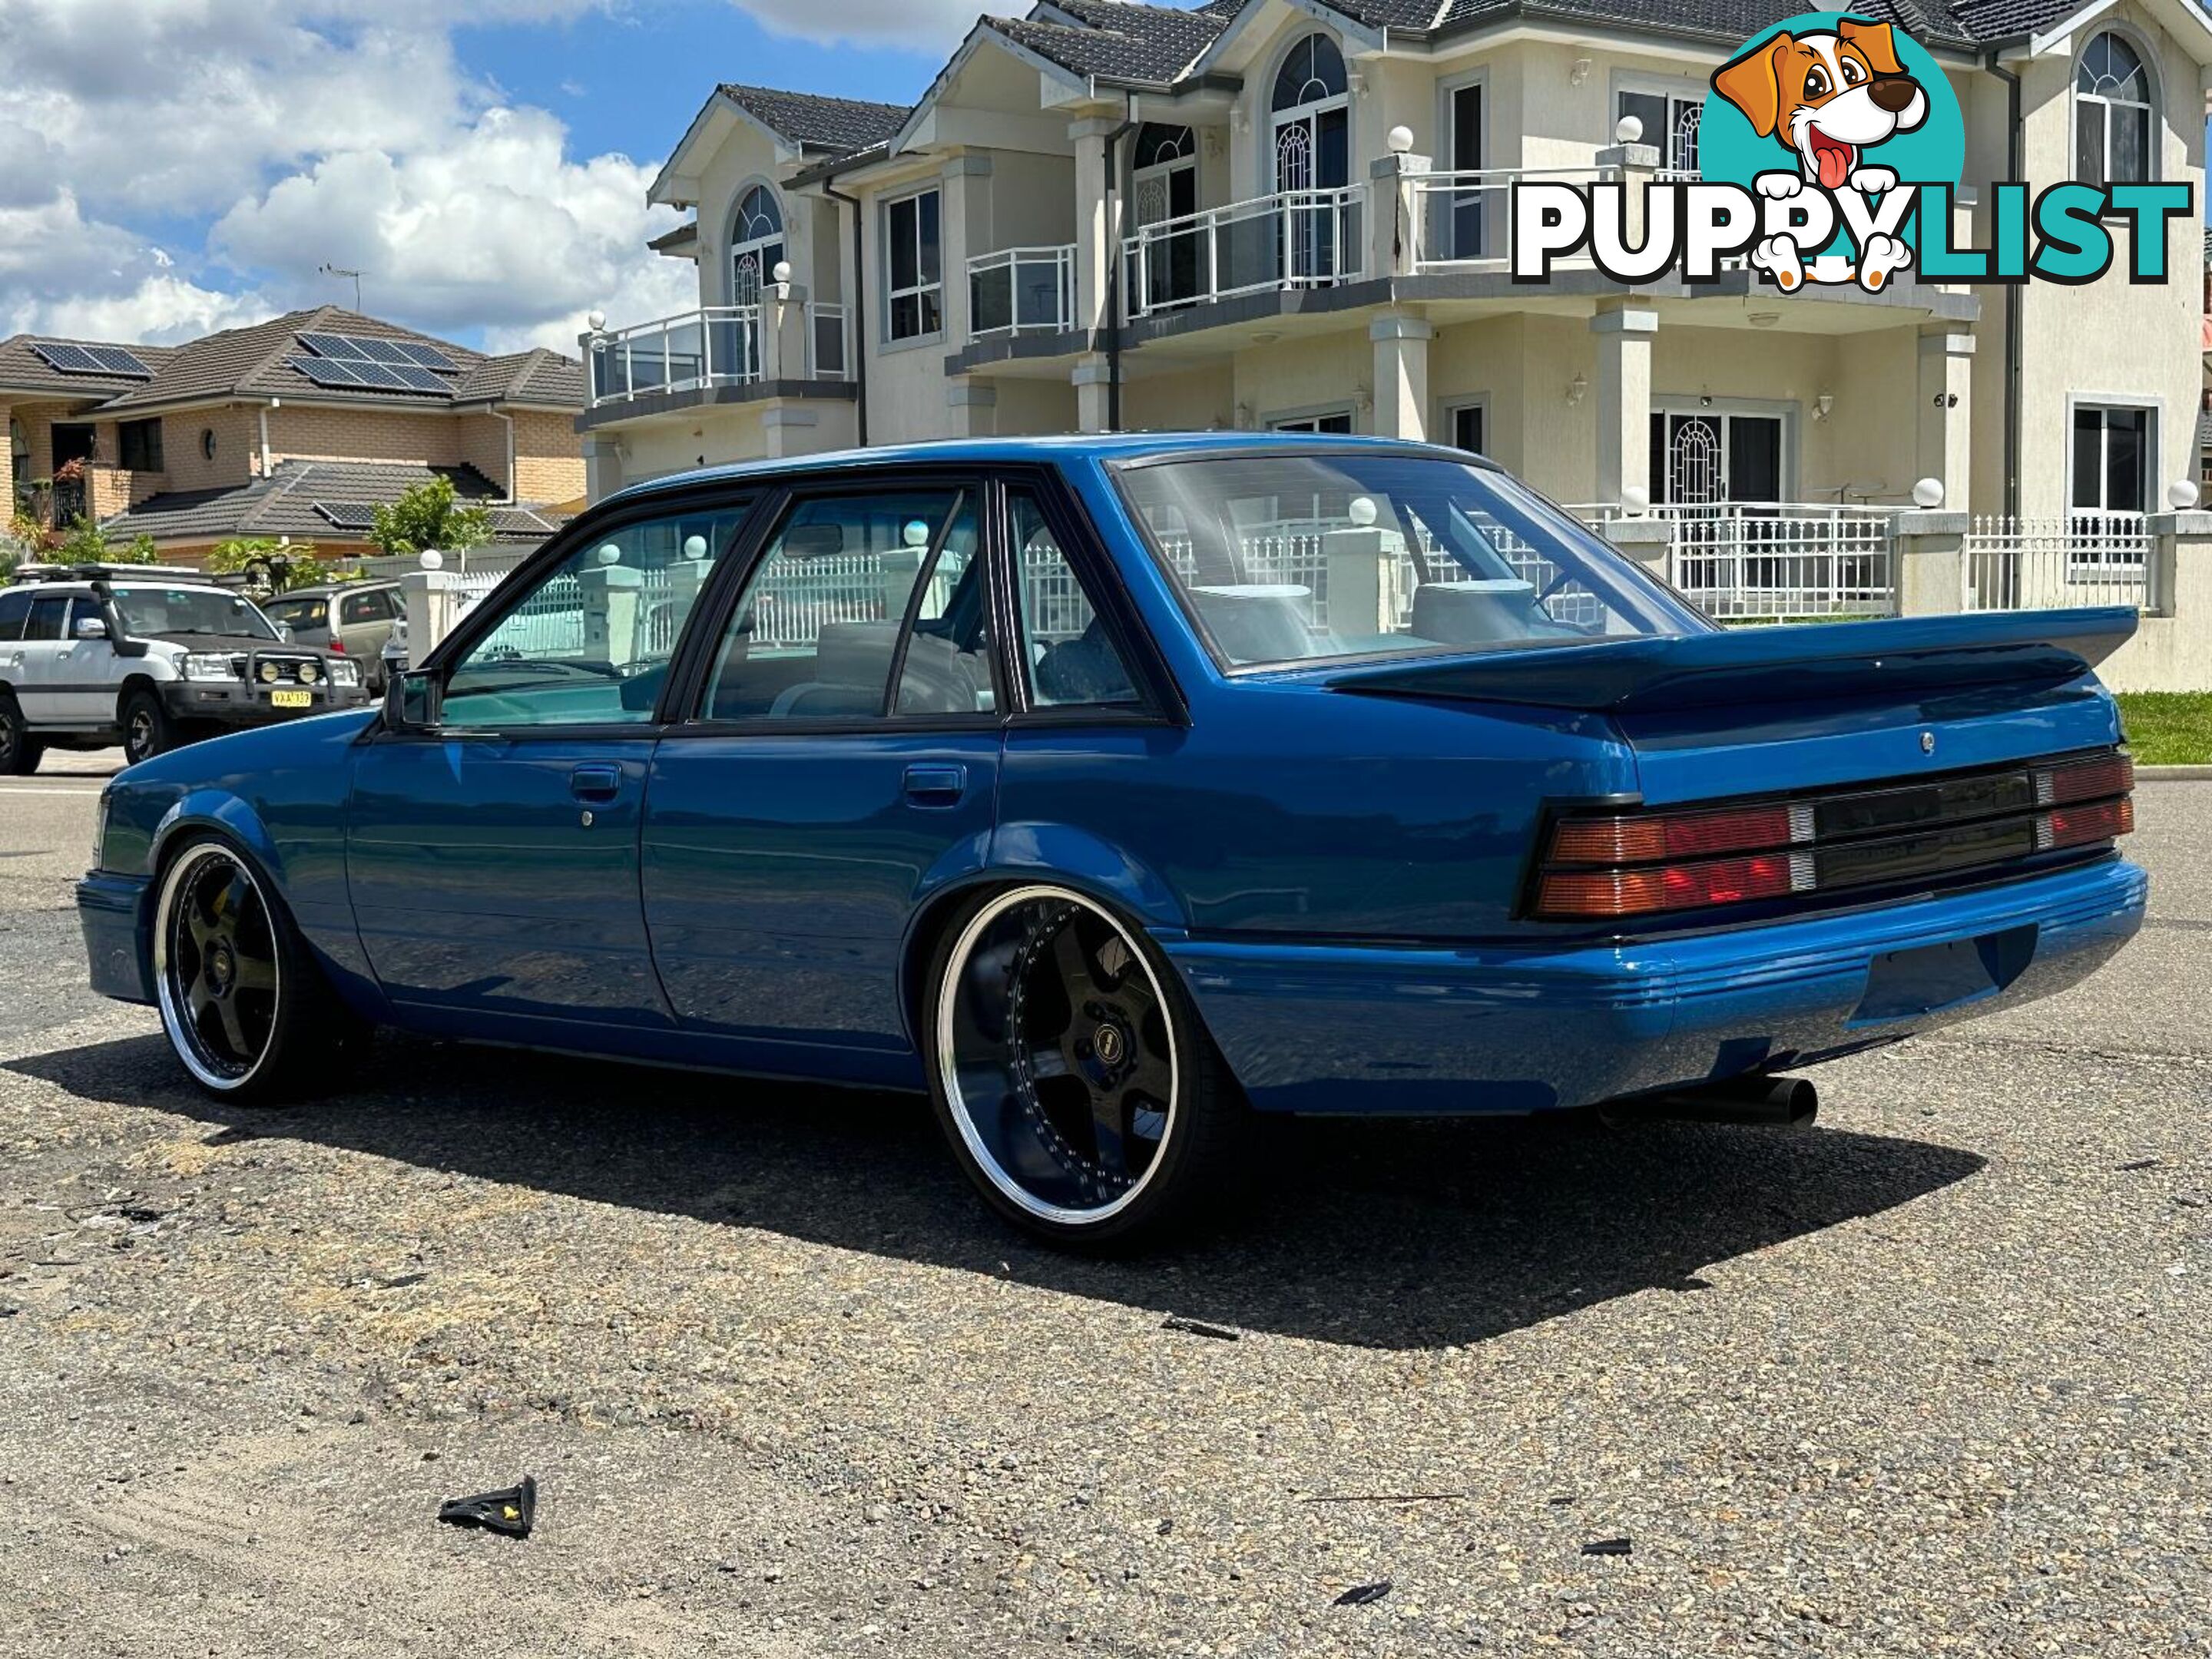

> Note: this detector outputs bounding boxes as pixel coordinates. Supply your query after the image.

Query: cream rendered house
[579,0,2210,541]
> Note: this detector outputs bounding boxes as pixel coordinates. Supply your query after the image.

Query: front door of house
[1649,410,1784,505]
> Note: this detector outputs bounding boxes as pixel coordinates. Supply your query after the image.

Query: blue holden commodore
[78,435,2147,1244]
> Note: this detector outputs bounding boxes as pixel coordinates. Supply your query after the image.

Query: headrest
[1411,578,1538,644]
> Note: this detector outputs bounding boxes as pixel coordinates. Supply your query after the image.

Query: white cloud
[724,0,984,51]
[0,0,704,354]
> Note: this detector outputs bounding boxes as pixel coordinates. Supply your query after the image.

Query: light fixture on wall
[1566,373,1588,406]
[1233,401,1254,430]
[1813,392,1836,421]
[1570,58,1593,85]
[1931,391,1958,408]
[1354,382,1374,414]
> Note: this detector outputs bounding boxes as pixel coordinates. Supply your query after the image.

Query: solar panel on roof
[315,503,380,531]
[297,332,372,361]
[392,340,459,373]
[352,337,416,366]
[289,355,370,388]
[287,354,447,396]
[388,365,451,393]
[343,361,410,389]
[83,345,153,376]
[31,342,108,375]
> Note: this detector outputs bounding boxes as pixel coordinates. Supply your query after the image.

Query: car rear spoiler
[1320,608,2139,714]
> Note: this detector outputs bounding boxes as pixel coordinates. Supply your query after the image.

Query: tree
[369,476,493,558]
[54,518,161,565]
[208,537,338,595]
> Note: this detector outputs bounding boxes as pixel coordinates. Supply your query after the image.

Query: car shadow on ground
[11,1031,1985,1352]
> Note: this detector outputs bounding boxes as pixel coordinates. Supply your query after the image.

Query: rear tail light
[1535,750,2134,921]
[328,637,346,652]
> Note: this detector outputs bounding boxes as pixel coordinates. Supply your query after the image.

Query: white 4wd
[0,563,370,773]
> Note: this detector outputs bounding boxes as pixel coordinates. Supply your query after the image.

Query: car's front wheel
[0,692,41,775]
[926,885,1246,1248]
[121,688,175,765]
[153,836,369,1103]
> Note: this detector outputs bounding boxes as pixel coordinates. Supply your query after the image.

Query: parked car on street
[2,562,370,772]
[76,436,2147,1244]
[263,580,404,691]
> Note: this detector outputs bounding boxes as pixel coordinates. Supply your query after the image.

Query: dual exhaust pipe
[1621,1073,1820,1128]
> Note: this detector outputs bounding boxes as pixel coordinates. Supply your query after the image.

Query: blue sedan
[78,436,2147,1244]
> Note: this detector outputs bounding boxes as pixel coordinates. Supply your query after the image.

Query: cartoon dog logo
[1711,18,1929,292]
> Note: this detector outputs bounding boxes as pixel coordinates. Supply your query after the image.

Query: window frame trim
[881,186,945,346]
[2072,25,2160,187]
[2065,392,2160,519]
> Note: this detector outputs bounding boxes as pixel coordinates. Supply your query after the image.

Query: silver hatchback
[263,582,402,690]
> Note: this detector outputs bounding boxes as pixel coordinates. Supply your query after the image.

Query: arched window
[730,184,786,308]
[2076,31,2152,184]
[1268,35,1351,279]
[1271,33,1347,113]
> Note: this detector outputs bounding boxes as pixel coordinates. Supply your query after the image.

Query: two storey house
[578,0,2209,592]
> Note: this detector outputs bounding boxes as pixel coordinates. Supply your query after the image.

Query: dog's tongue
[1814,139,1853,192]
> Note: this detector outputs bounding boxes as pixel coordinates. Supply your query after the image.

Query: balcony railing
[1407,167,1617,273]
[1122,186,1364,320]
[588,306,761,406]
[968,246,1076,337]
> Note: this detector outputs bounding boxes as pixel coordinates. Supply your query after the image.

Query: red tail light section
[1535,750,2134,922]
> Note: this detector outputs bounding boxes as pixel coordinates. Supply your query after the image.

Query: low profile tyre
[926,884,1247,1249]
[153,836,367,1104]
[0,694,40,775]
[121,688,174,766]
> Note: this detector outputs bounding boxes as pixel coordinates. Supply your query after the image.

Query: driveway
[2,772,2206,1656]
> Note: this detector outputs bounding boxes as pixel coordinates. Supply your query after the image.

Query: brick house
[2,306,587,563]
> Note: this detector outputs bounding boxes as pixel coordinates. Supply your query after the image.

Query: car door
[640,475,1003,1078]
[0,589,31,715]
[52,597,120,724]
[8,594,75,726]
[336,586,397,677]
[345,496,753,1040]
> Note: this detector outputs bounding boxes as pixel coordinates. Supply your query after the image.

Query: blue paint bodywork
[79,435,2148,1114]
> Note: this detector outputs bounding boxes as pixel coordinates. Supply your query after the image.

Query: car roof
[601,432,1495,511]
[6,578,232,597]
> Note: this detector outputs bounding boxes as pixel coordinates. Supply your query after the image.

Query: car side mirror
[73,615,108,640]
[385,668,443,733]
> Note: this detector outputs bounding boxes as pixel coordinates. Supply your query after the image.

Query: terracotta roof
[100,460,560,547]
[992,1,1229,82]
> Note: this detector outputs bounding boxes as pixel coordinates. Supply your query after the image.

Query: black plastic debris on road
[1160,1315,1239,1341]
[2117,1157,2162,1172]
[1334,1581,1392,1606]
[1581,1538,1632,1557]
[438,1475,537,1538]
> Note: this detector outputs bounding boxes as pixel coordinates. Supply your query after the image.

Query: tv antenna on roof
[319,263,364,309]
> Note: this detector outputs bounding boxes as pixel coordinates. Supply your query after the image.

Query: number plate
[268,688,313,709]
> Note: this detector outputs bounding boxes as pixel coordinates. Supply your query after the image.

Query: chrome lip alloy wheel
[154,844,282,1090]
[938,886,1180,1227]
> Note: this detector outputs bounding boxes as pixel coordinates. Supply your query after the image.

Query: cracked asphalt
[2,751,2207,1657]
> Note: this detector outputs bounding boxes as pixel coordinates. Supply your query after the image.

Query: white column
[760,405,821,459]
[1369,311,1433,442]
[1916,326,1974,514]
[1072,354,1113,434]
[1590,300,1657,508]
[941,154,991,348]
[1890,509,1968,616]
[1070,117,1121,339]
[400,561,465,657]
[946,377,998,437]
[580,434,621,505]
[578,556,644,667]
[1367,147,1431,278]
[1594,139,1660,247]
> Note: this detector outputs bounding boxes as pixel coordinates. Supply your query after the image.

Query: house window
[2076,33,2152,186]
[1616,89,1701,173]
[1449,403,1486,455]
[884,190,942,343]
[118,419,163,473]
[2071,404,2151,514]
[1270,411,1355,434]
[1271,34,1351,281]
[730,184,786,309]
[1647,409,1784,505]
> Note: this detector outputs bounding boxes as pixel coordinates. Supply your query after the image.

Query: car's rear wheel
[153,836,368,1103]
[0,693,41,775]
[122,688,174,765]
[926,884,1246,1248]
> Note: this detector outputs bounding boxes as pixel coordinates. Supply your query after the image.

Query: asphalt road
[2,758,2207,1657]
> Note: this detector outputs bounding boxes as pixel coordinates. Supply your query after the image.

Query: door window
[442,504,751,729]
[1617,89,1701,172]
[340,588,392,625]
[0,590,29,642]
[1010,490,1140,709]
[1648,409,1784,504]
[1446,84,1486,258]
[23,596,70,641]
[702,488,987,721]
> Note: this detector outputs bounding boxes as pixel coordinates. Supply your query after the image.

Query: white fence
[1962,514,2154,613]
[1121,187,1364,320]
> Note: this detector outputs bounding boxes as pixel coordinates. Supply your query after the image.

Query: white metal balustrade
[1962,514,2154,612]
[1122,187,1364,320]
[968,247,1076,337]
[1407,167,1616,272]
[587,307,762,405]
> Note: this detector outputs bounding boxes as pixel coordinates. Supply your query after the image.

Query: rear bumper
[1164,856,2148,1115]
[78,870,154,1005]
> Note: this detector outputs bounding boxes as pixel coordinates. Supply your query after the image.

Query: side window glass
[704,489,985,721]
[23,596,68,642]
[0,591,30,642]
[1011,490,1140,709]
[442,505,750,729]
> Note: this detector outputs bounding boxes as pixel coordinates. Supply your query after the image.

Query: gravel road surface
[2,754,2207,1656]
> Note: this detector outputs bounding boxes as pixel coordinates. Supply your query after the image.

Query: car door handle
[570,763,623,803]
[902,763,968,808]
